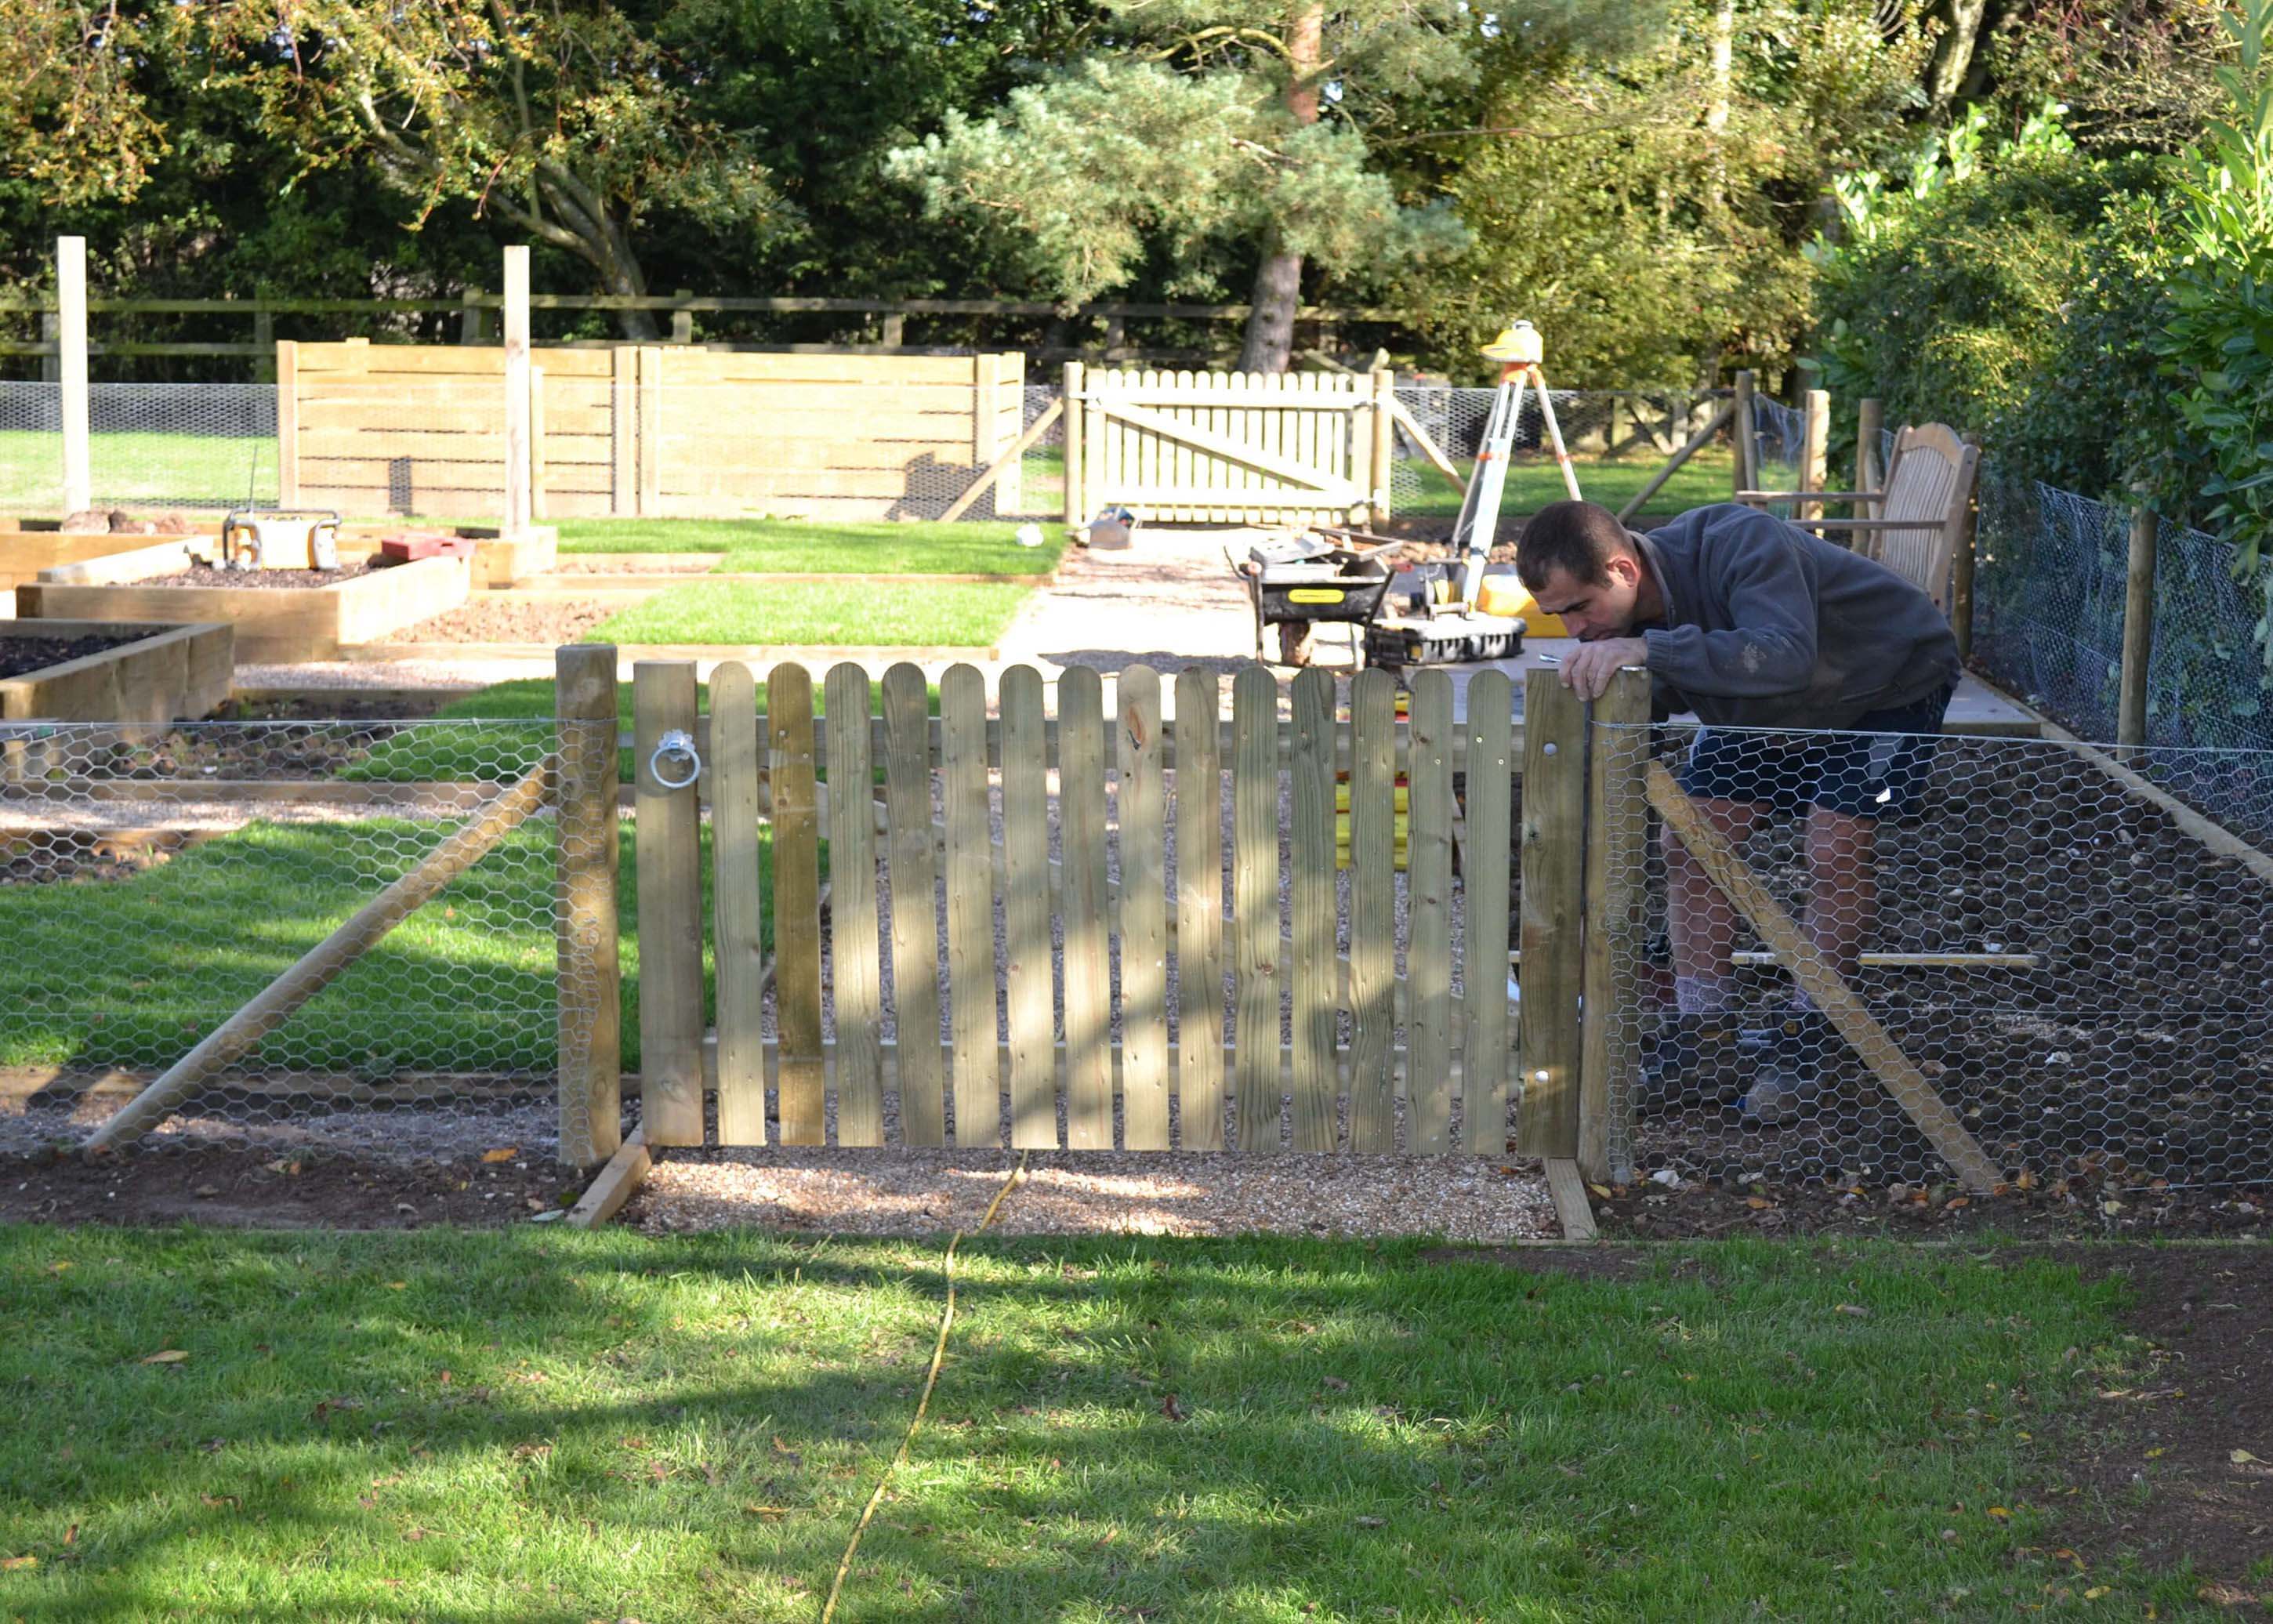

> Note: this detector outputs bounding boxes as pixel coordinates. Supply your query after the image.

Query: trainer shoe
[1635,1015,1738,1115]
[1738,1013,1833,1126]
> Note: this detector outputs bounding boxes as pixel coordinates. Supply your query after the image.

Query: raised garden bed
[0,618,234,723]
[18,541,469,662]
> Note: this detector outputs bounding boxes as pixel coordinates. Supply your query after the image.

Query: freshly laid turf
[587,580,1030,648]
[0,430,275,513]
[0,1228,2206,1621]
[555,517,1064,575]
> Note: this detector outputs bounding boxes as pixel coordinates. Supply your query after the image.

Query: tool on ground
[1236,532,1396,665]
[203,508,343,572]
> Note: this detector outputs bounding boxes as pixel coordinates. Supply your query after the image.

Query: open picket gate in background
[589,654,1644,1173]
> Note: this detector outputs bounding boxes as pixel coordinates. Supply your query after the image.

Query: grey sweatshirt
[1633,503,1960,728]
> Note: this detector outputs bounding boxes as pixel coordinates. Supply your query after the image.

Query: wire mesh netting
[1593,720,2273,1194]
[1388,387,1728,521]
[1974,479,2273,844]
[0,381,281,515]
[0,717,610,1162]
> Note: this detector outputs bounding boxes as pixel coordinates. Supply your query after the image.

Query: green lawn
[1398,448,1745,520]
[587,580,1030,647]
[0,817,798,1075]
[0,430,277,513]
[0,1227,2217,1620]
[553,518,1064,575]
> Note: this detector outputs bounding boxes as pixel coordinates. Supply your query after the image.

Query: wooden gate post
[1731,370,1756,498]
[1857,397,1884,502]
[502,245,532,538]
[633,659,705,1144]
[1797,388,1830,521]
[1515,669,1587,1158]
[1369,367,1395,527]
[2119,503,2159,749]
[1579,666,1651,1183]
[57,236,91,517]
[1062,361,1086,528]
[556,644,622,1168]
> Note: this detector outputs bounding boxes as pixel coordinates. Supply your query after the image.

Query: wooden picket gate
[1064,366,1392,527]
[604,656,1648,1171]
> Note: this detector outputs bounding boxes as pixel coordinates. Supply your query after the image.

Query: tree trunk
[537,172,662,341]
[1704,0,1735,213]
[1238,248,1303,373]
[1237,2,1325,375]
[1924,0,1992,107]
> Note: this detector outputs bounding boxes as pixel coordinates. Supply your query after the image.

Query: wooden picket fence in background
[600,657,1648,1165]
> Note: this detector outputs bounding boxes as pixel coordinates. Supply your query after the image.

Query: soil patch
[0,632,144,680]
[2045,1245,2273,1601]
[223,691,465,723]
[147,564,378,589]
[1590,1176,2268,1241]
[0,1142,579,1228]
[398,597,615,644]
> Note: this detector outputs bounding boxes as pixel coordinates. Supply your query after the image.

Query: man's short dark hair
[1517,500,1638,591]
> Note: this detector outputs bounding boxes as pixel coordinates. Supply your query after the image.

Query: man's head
[1515,499,1653,640]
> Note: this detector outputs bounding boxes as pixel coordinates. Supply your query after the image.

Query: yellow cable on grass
[818,1152,1028,1624]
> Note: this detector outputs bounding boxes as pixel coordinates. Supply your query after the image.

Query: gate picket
[1346,669,1398,1152]
[712,661,767,1144]
[1059,666,1113,1149]
[883,662,944,1146]
[1231,665,1282,1151]
[1407,670,1456,1154]
[825,663,883,1147]
[1462,670,1514,1155]
[1001,666,1057,1148]
[1118,665,1170,1151]
[1174,669,1225,1149]
[633,660,704,1146]
[770,662,827,1144]
[1289,666,1339,1152]
[940,663,999,1147]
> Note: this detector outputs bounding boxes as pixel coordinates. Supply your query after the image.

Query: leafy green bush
[1807,140,2174,498]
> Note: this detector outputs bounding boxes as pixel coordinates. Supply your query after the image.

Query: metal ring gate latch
[649,728,702,790]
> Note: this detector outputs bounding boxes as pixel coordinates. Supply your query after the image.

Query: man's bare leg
[1664,796,1761,1007]
[1802,806,1877,984]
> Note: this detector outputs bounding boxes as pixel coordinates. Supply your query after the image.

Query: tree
[1412,0,1928,384]
[210,0,791,338]
[886,0,1501,371]
[0,0,169,205]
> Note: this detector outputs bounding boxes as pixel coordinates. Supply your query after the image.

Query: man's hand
[1557,636,1650,700]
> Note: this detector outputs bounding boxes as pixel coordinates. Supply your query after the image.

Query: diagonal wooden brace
[1644,762,2005,1193]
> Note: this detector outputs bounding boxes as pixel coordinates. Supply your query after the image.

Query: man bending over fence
[1517,498,1960,1124]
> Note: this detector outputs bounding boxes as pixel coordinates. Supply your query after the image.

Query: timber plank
[1058,665,1113,1149]
[884,661,945,1146]
[1118,665,1170,1151]
[1001,666,1057,1148]
[710,662,767,1145]
[1173,668,1225,1150]
[1406,671,1456,1154]
[1347,669,1398,1153]
[1289,666,1339,1152]
[1231,664,1282,1151]
[826,663,885,1147]
[1461,671,1514,1155]
[941,663,999,1146]
[770,662,827,1144]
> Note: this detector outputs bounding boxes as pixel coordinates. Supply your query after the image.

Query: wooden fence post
[528,362,547,522]
[1369,367,1395,527]
[1731,370,1756,498]
[502,245,532,538]
[58,236,91,516]
[1797,387,1830,521]
[1515,669,1587,1158]
[1062,360,1086,528]
[1579,666,1651,1184]
[275,340,301,506]
[2119,504,2159,749]
[1952,430,1980,660]
[633,659,705,1144]
[1857,397,1884,501]
[252,311,276,386]
[556,644,622,1168]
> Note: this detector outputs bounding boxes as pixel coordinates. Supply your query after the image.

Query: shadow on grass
[0,1227,2159,1621]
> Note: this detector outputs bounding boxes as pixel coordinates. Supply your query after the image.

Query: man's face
[1532,553,1642,641]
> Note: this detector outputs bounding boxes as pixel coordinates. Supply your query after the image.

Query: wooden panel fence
[280,340,1024,520]
[622,657,1601,1156]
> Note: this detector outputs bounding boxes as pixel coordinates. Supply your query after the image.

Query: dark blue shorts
[1677,685,1953,819]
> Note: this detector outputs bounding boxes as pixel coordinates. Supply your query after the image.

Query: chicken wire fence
[1590,720,2273,1196]
[1973,480,2273,843]
[0,717,611,1164]
[1386,386,1728,518]
[0,381,281,516]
